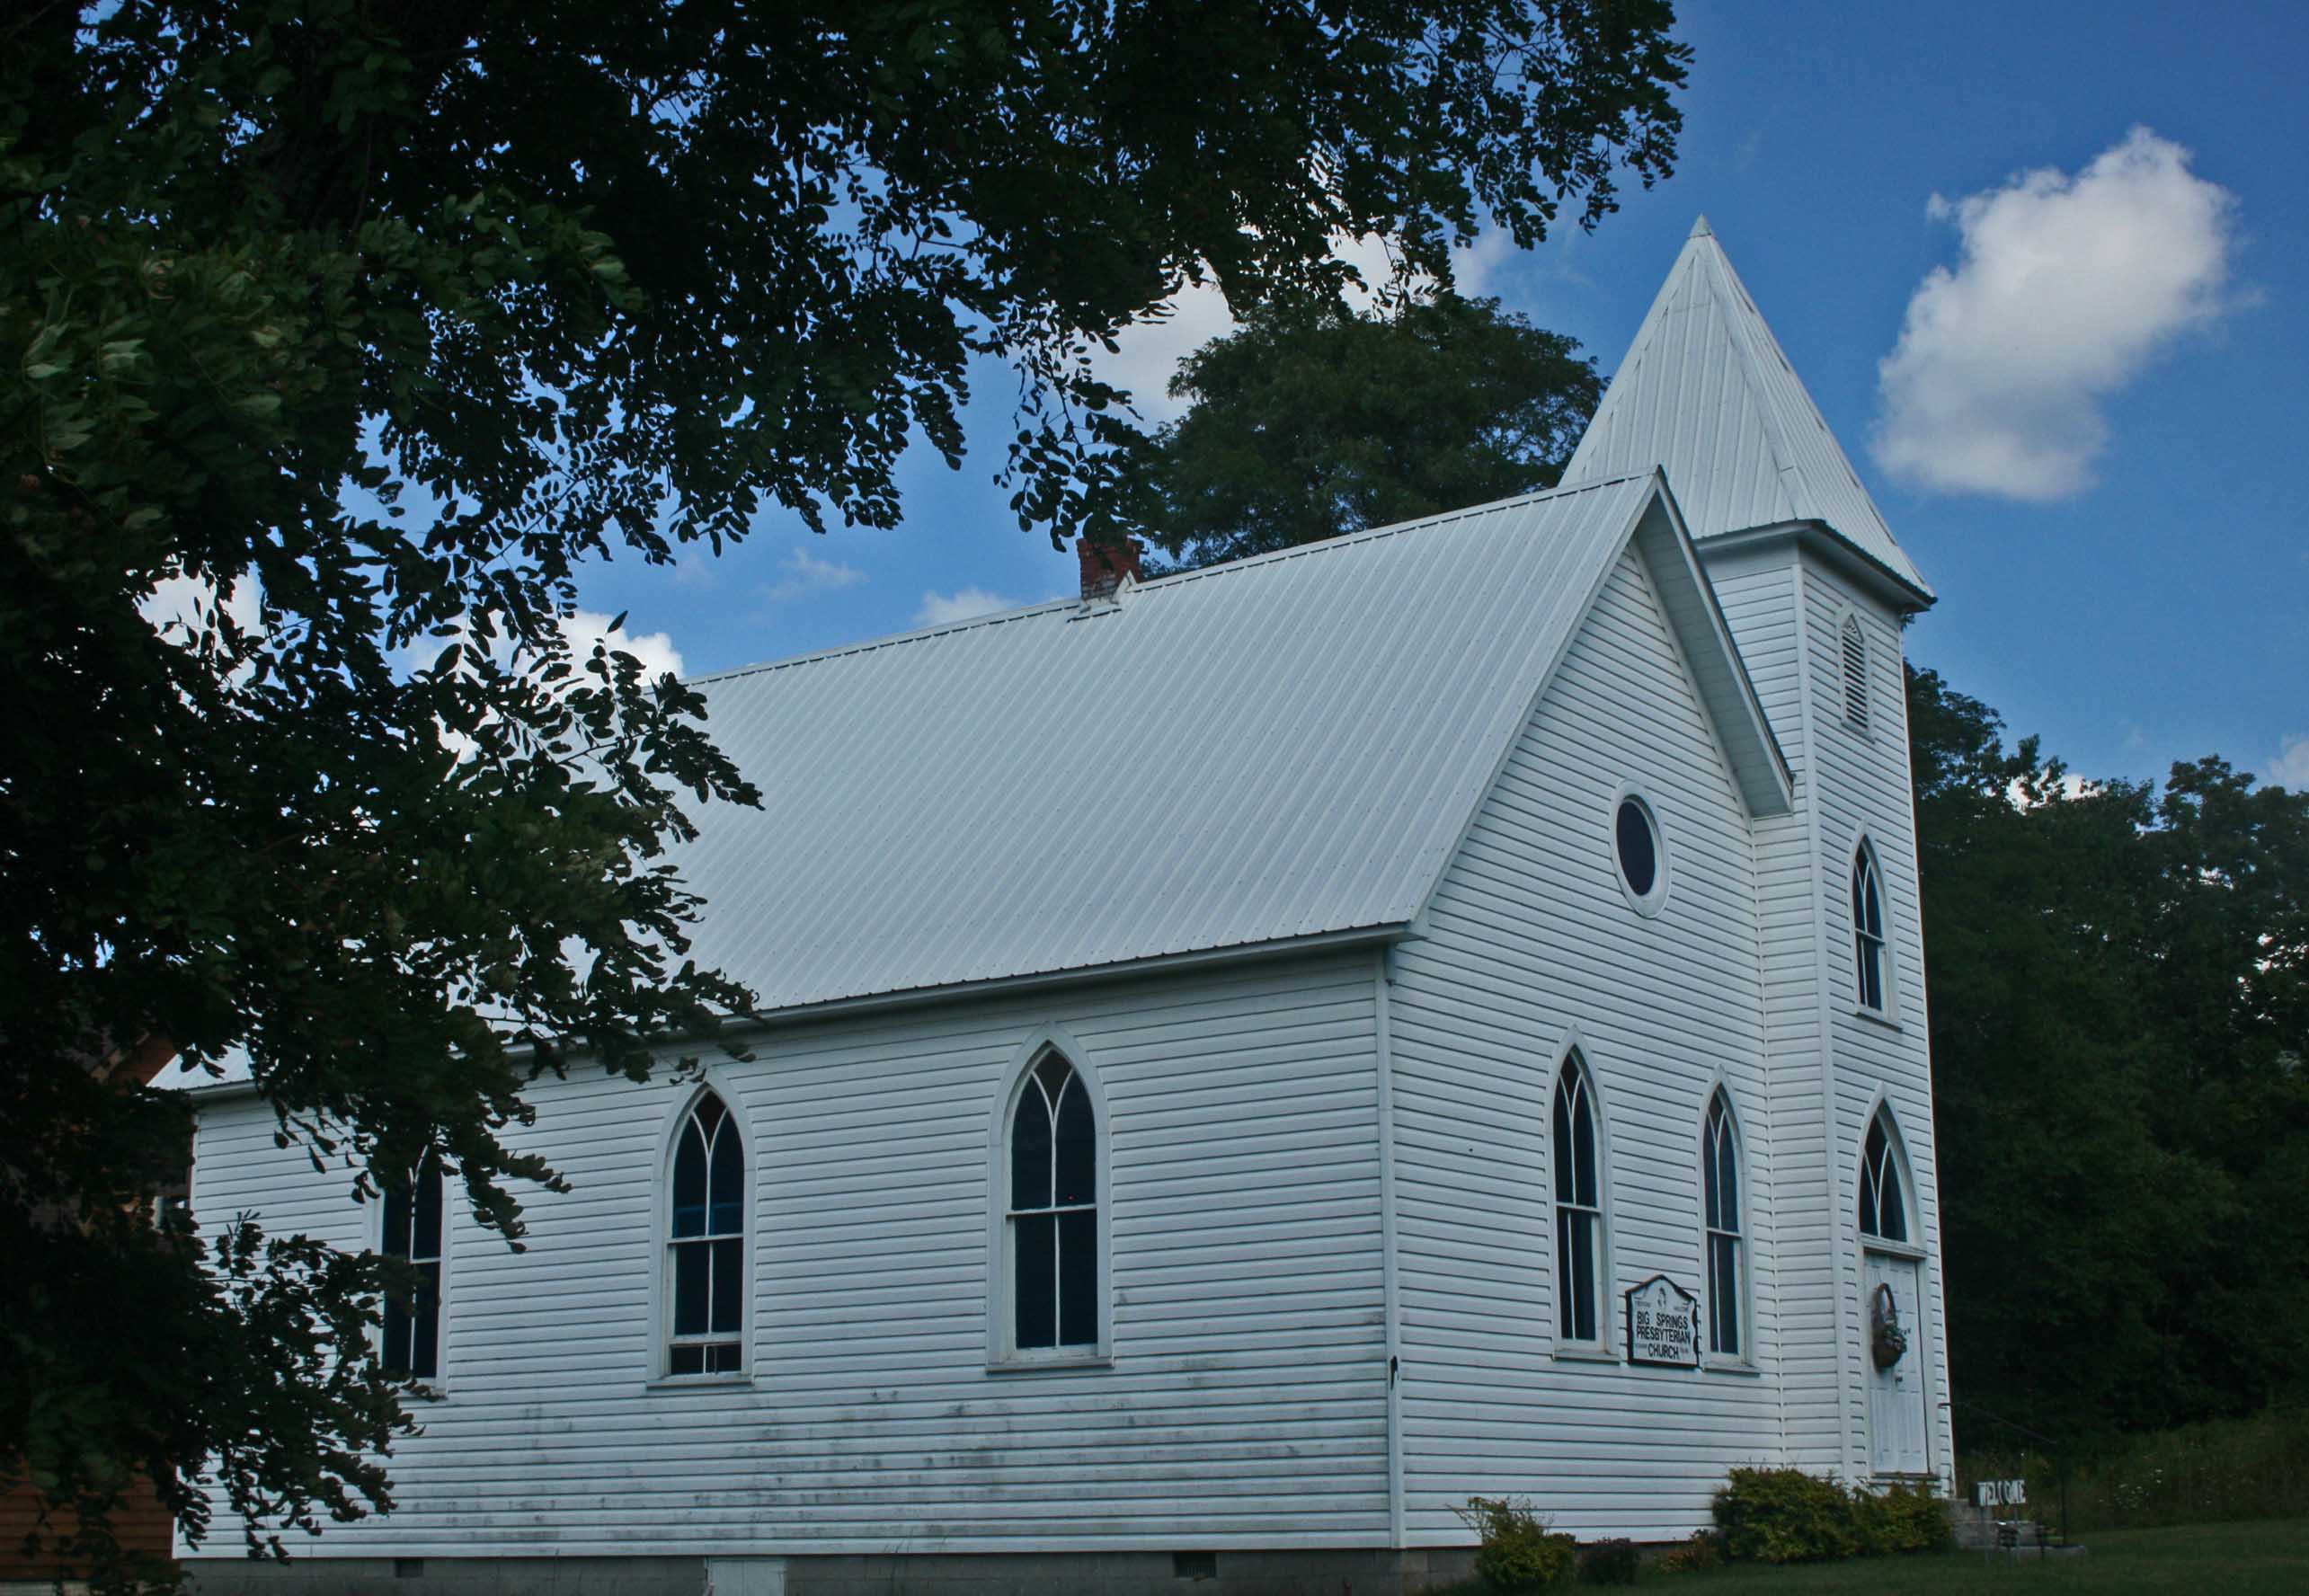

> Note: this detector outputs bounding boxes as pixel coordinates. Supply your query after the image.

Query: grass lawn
[1646,1518,2309,1593]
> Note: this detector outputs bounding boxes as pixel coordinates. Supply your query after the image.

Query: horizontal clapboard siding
[1799,563,1955,1485]
[1707,547,1846,1473]
[187,955,1389,1558]
[1389,546,1781,1545]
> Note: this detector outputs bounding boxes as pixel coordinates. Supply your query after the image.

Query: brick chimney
[1077,536,1141,601]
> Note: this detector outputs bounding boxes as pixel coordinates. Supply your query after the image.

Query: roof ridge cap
[687,595,1081,686]
[1137,472,1655,591]
[692,474,1660,686]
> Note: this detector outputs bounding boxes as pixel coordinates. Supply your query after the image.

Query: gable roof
[670,472,1789,1019]
[1562,217,1933,604]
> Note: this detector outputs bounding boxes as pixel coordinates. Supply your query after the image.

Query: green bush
[1712,1467,1859,1564]
[1850,1481,1952,1554]
[1576,1537,1640,1584]
[1654,1530,1722,1575]
[1711,1468,1953,1564]
[1456,1496,1578,1592]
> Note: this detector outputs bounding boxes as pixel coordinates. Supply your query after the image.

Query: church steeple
[1563,218,1932,603]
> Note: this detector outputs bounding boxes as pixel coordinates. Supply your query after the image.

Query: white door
[1864,1252,1929,1476]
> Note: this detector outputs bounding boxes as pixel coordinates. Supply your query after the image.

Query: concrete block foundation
[181,1547,1480,1596]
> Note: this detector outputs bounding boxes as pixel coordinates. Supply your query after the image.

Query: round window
[1615,795,1661,904]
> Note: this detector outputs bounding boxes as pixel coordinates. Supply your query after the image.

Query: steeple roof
[1563,217,1932,601]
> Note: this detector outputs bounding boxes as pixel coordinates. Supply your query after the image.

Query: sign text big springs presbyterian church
[1624,1275,1701,1366]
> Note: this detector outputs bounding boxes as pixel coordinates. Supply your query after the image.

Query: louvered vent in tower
[1840,615,1869,731]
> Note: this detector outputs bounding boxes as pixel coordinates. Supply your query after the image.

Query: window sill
[1550,1344,1619,1366]
[645,1373,755,1394]
[1703,1357,1763,1378]
[986,1352,1112,1375]
[1852,1006,1904,1033]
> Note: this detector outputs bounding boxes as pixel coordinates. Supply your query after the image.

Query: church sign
[1624,1275,1701,1367]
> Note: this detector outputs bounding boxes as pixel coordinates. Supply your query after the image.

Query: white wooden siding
[1798,562,1955,1488]
[1704,545,1846,1474]
[1387,545,1782,1545]
[186,954,1389,1559]
[1700,541,1953,1487]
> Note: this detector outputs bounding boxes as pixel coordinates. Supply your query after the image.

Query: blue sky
[575,1,2309,793]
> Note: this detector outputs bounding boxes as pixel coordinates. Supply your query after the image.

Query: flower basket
[1869,1283,1908,1370]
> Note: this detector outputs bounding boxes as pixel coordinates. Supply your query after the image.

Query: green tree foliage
[1124,294,1602,570]
[1910,667,2309,1442]
[0,0,1690,1580]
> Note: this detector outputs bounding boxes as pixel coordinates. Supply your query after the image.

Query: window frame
[1858,1104,1919,1252]
[377,1156,448,1393]
[985,1031,1112,1372]
[1852,838,1895,1019]
[649,1082,753,1388]
[1550,1046,1613,1358]
[1700,1088,1752,1367]
[1609,783,1671,918]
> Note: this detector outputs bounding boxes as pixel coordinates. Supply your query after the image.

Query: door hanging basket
[1869,1282,1909,1370]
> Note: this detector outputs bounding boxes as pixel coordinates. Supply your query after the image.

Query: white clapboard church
[181,219,1952,1594]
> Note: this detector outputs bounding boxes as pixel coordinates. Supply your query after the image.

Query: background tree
[0,0,1691,1581]
[1124,293,1602,570]
[1911,668,2309,1444]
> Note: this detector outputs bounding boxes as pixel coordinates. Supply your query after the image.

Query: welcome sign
[1624,1275,1701,1367]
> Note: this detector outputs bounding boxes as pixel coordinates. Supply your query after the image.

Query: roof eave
[172,924,1419,1101]
[730,922,1416,1033]
[1698,519,1937,615]
[1635,480,1798,817]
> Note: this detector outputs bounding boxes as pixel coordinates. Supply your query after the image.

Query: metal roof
[1563,217,1933,602]
[664,472,1777,1017]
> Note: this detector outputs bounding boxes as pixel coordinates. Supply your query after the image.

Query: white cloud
[914,587,1018,626]
[2267,735,2309,791]
[558,607,685,681]
[1098,278,1239,425]
[1871,127,2241,501]
[761,544,866,602]
[1098,230,1510,424]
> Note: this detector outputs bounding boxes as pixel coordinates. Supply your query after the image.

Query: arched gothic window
[1702,1093,1745,1359]
[1852,844,1888,1015]
[667,1091,745,1375]
[1859,1110,1910,1245]
[1552,1053,1605,1345]
[1840,613,1869,732]
[1008,1051,1098,1352]
[382,1158,443,1379]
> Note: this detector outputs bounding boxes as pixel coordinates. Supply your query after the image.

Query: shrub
[1654,1530,1723,1575]
[1850,1481,1951,1554]
[1456,1496,1578,1592]
[1576,1537,1640,1584]
[1711,1467,1859,1564]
